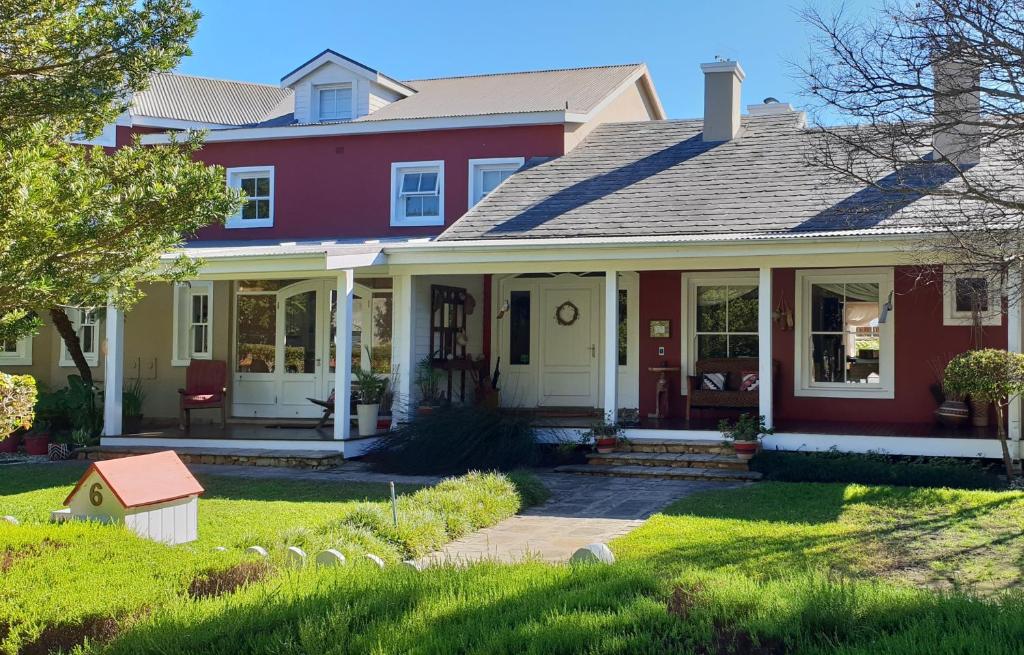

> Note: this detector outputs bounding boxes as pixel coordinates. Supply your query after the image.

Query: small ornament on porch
[772,298,794,331]
[53,451,204,545]
[554,300,580,326]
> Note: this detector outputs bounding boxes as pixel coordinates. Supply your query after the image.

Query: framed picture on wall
[649,320,670,338]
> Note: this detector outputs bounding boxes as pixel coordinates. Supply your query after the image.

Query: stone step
[555,464,761,482]
[587,451,749,471]
[619,438,732,455]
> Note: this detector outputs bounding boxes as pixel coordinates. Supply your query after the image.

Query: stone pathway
[420,473,743,565]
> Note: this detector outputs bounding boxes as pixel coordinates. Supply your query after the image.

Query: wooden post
[603,270,619,424]
[334,270,354,441]
[102,302,124,437]
[758,267,774,429]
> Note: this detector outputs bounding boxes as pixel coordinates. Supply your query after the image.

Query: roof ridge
[402,62,644,84]
[152,70,289,92]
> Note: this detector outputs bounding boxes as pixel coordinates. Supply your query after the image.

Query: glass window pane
[192,324,208,355]
[421,195,439,216]
[2,340,16,353]
[405,195,422,217]
[811,284,844,332]
[418,172,438,192]
[256,199,270,218]
[401,172,420,193]
[81,325,94,354]
[728,286,758,332]
[371,293,393,374]
[730,335,759,358]
[696,286,728,332]
[284,291,317,374]
[238,280,292,292]
[481,169,508,195]
[811,334,845,383]
[955,277,988,312]
[617,289,627,366]
[255,176,270,197]
[237,295,276,372]
[240,177,256,195]
[510,291,530,365]
[191,295,207,324]
[242,201,256,219]
[697,334,728,359]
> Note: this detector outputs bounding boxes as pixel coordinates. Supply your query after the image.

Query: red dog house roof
[64,451,204,509]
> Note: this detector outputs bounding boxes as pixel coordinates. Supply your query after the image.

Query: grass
[5,467,1024,654]
[0,464,537,654]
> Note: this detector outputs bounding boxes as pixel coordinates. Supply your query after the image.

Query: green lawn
[4,467,1024,654]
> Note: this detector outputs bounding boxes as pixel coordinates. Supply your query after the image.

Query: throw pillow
[701,372,727,391]
[739,371,760,392]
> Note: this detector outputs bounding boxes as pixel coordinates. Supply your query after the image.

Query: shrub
[0,373,37,437]
[369,405,538,475]
[751,449,1003,489]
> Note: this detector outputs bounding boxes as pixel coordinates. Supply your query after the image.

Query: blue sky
[180,0,864,122]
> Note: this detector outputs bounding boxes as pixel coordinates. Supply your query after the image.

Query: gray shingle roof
[438,114,986,241]
[132,73,294,126]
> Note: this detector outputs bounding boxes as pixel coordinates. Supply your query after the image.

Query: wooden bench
[686,357,778,421]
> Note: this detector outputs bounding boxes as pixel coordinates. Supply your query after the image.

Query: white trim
[765,434,1006,459]
[0,335,33,366]
[100,436,347,452]
[603,270,619,423]
[129,115,234,130]
[793,267,895,399]
[314,83,355,122]
[68,123,117,147]
[942,265,1002,326]
[59,308,100,367]
[280,51,416,96]
[102,303,124,436]
[171,281,214,366]
[467,157,525,208]
[680,271,759,390]
[226,166,275,229]
[1008,264,1022,448]
[334,270,354,441]
[758,267,773,428]
[390,160,445,227]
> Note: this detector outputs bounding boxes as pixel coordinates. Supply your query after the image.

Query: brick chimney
[701,60,745,142]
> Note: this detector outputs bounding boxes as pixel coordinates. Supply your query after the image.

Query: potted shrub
[122,378,146,434]
[584,422,624,454]
[414,356,444,415]
[353,368,387,437]
[943,349,1024,480]
[719,413,773,461]
[23,420,51,456]
[0,373,36,453]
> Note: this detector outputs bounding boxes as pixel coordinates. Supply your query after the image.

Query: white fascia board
[281,52,414,96]
[324,249,386,270]
[130,115,235,130]
[139,110,570,144]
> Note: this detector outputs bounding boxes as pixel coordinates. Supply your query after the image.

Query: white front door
[538,283,599,406]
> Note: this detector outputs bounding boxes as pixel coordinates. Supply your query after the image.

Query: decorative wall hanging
[555,300,580,326]
[772,298,794,331]
[649,320,670,338]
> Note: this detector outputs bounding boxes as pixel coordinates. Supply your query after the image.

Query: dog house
[57,451,204,544]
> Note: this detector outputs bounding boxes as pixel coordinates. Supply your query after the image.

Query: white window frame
[794,267,895,399]
[467,157,525,207]
[226,166,275,229]
[390,160,444,227]
[172,281,214,366]
[315,83,355,122]
[679,272,759,389]
[0,335,33,366]
[59,308,100,368]
[942,266,1002,326]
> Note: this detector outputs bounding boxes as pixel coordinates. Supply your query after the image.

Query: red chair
[178,360,227,431]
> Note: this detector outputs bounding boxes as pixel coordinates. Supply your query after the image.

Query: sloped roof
[439,113,1001,241]
[132,72,294,126]
[64,451,204,509]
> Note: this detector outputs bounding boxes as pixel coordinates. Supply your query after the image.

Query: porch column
[1008,266,1022,454]
[102,302,125,436]
[334,269,354,441]
[603,270,619,424]
[391,274,414,425]
[758,267,774,429]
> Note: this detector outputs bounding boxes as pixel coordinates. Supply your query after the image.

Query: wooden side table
[648,366,680,419]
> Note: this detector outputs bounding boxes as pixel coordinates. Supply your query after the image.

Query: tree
[0,1,242,385]
[943,348,1024,479]
[798,0,1024,304]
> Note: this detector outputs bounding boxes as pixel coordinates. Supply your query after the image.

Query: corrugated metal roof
[132,72,294,126]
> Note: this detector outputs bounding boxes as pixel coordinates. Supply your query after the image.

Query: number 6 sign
[89,482,103,506]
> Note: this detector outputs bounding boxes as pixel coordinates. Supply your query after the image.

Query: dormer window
[317,83,353,122]
[391,161,444,226]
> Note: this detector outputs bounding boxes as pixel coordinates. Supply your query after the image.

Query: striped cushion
[739,371,760,392]
[701,372,727,391]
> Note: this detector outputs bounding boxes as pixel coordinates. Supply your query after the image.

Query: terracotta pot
[595,437,617,454]
[935,400,969,428]
[733,440,759,461]
[23,433,50,456]
[969,397,991,428]
[0,434,20,453]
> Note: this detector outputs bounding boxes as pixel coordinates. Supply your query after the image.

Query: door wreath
[555,300,580,326]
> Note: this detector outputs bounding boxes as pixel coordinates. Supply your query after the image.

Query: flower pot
[357,403,380,437]
[23,433,50,456]
[0,434,20,453]
[733,440,759,461]
[969,397,990,428]
[935,400,969,428]
[595,437,617,454]
[48,443,71,461]
[377,415,392,431]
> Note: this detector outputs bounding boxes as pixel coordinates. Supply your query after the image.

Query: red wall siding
[638,271,685,418]
[189,124,565,241]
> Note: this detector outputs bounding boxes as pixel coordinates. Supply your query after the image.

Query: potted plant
[353,368,387,437]
[719,413,773,461]
[943,349,1024,480]
[414,355,444,415]
[122,378,146,434]
[23,420,51,456]
[584,422,625,454]
[1,373,36,453]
